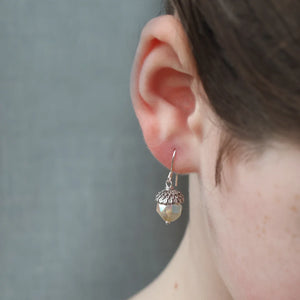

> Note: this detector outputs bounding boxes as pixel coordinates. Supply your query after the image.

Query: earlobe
[130,15,201,173]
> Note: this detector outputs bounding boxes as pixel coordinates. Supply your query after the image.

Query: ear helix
[155,149,185,224]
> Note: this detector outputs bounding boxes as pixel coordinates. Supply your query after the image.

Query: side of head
[130,1,300,299]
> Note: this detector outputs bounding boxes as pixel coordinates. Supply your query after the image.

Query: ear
[130,15,204,173]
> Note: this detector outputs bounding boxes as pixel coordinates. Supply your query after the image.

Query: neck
[130,174,233,300]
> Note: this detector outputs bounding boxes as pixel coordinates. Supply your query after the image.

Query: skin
[129,15,300,300]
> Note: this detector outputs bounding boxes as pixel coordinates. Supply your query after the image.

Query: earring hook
[166,149,178,189]
[170,149,176,174]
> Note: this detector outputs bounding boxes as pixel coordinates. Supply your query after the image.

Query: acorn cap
[155,188,184,205]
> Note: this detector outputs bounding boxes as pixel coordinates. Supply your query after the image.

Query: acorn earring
[155,150,184,224]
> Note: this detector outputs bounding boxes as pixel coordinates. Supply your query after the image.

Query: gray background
[0,1,188,300]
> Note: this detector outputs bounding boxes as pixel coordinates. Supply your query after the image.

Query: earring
[155,149,184,224]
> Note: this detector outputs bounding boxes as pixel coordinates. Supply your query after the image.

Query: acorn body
[155,187,184,224]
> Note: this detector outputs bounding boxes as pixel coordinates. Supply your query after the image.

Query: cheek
[205,170,300,300]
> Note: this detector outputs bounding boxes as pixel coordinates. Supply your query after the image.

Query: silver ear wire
[155,149,185,224]
[165,150,179,189]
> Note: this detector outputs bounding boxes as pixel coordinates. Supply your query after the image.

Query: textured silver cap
[155,187,184,205]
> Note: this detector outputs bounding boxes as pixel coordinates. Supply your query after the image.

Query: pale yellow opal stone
[156,203,182,224]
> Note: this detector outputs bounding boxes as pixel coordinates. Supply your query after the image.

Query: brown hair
[166,0,300,183]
